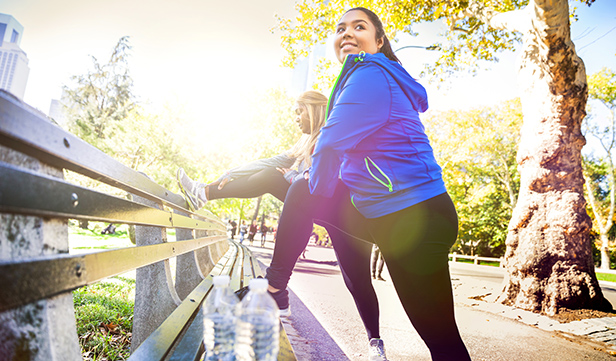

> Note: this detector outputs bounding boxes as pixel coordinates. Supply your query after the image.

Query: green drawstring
[354,51,366,62]
[365,157,394,192]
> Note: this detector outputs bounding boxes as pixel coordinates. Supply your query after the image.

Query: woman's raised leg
[208,167,289,202]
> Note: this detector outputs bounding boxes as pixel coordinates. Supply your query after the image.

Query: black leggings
[208,167,289,202]
[210,168,380,339]
[267,179,470,360]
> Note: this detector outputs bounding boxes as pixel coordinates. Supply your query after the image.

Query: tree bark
[494,0,611,314]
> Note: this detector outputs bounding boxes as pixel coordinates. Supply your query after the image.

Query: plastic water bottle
[203,275,240,361]
[235,278,280,361]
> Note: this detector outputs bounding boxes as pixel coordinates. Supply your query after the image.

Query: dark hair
[344,7,400,64]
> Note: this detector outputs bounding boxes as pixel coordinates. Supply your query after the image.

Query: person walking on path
[248,221,258,245]
[262,7,470,361]
[238,220,247,243]
[260,223,268,247]
[228,219,237,240]
[176,90,386,360]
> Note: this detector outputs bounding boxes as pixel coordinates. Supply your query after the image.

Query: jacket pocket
[364,156,394,193]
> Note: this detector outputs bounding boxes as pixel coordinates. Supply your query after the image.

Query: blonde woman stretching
[179,90,327,207]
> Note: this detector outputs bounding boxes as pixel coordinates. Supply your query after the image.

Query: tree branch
[584,172,608,234]
[461,0,530,33]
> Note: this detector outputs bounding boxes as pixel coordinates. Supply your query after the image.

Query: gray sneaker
[176,168,207,211]
[369,338,388,361]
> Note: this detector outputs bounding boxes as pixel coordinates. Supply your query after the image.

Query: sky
[1,0,615,154]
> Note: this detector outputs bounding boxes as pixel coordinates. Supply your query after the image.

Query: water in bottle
[235,278,280,361]
[203,275,240,361]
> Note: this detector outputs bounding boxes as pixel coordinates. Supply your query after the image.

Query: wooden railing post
[131,193,181,352]
[0,144,81,360]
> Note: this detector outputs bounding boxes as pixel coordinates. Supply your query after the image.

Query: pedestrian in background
[260,223,268,247]
[239,220,247,243]
[248,221,258,245]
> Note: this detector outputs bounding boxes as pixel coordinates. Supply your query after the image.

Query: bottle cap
[249,278,269,290]
[213,275,230,286]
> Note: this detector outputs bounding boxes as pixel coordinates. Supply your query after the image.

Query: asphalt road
[247,240,616,360]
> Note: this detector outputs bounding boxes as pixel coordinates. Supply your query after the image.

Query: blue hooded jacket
[309,52,446,218]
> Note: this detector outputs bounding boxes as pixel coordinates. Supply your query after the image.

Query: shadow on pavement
[250,258,350,360]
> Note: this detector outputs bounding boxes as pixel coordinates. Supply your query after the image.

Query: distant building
[48,99,67,126]
[0,14,29,100]
[291,43,327,96]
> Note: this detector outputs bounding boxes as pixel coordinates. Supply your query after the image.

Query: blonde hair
[289,90,328,168]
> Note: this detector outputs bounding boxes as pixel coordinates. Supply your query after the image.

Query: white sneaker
[369,338,388,361]
[176,168,207,211]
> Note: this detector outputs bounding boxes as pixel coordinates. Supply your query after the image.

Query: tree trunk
[252,196,262,222]
[496,0,611,314]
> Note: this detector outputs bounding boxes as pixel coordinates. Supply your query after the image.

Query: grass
[73,277,135,360]
[70,222,180,359]
[596,272,616,283]
[449,257,502,268]
[69,224,134,252]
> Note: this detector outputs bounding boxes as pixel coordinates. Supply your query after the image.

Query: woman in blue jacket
[265,7,470,360]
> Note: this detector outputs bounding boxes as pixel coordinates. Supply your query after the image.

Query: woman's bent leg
[267,179,381,340]
[326,225,380,340]
[265,178,358,289]
[265,179,318,290]
[368,193,470,361]
[208,167,289,202]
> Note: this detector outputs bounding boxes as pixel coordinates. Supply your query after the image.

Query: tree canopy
[425,99,522,257]
[275,0,525,77]
[583,67,616,268]
[63,36,135,148]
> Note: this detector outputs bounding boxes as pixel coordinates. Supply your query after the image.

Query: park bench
[0,89,296,360]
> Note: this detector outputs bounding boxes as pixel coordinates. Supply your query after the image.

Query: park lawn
[69,223,177,253]
[73,277,135,360]
[70,222,177,360]
[69,224,133,252]
[449,254,616,283]
[449,257,502,268]
[596,272,616,283]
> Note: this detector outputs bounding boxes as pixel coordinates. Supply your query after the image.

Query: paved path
[246,241,616,360]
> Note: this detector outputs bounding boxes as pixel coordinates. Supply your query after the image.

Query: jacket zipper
[326,56,349,120]
[325,51,365,120]
[365,157,394,192]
